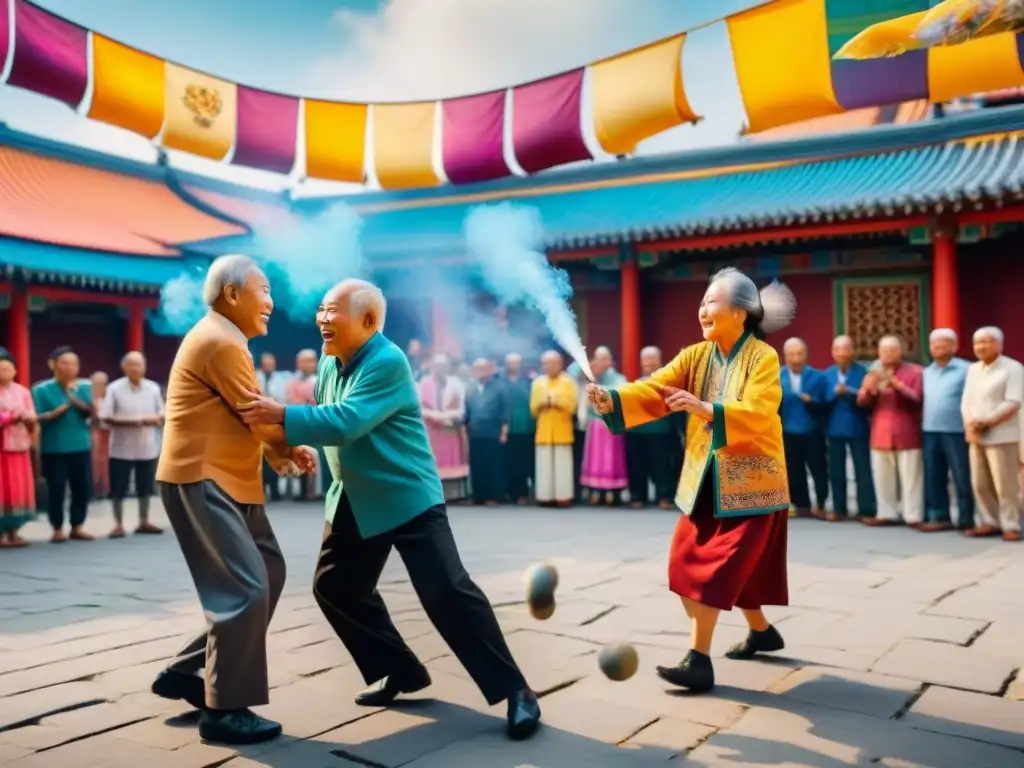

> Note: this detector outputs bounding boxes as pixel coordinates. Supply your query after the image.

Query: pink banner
[0,0,9,78]
[442,90,510,185]
[232,86,299,174]
[512,69,592,174]
[8,0,88,108]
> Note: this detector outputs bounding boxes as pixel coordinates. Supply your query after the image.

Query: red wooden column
[620,249,641,381]
[7,287,30,387]
[126,304,145,355]
[932,226,960,338]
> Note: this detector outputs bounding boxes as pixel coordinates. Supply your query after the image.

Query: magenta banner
[8,0,87,108]
[442,90,510,185]
[512,69,592,174]
[0,0,10,79]
[232,86,299,174]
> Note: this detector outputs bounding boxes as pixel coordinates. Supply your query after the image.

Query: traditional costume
[603,331,789,612]
[580,367,628,503]
[418,374,470,501]
[530,371,578,505]
[0,371,36,541]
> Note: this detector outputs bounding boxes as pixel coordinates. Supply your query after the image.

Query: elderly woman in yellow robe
[588,267,797,694]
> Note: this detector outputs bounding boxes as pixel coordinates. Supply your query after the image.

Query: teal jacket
[283,332,445,539]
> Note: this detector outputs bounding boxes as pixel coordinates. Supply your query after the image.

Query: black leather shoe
[506,689,541,740]
[725,625,785,660]
[198,708,281,745]
[151,669,205,710]
[354,666,432,707]
[656,650,715,693]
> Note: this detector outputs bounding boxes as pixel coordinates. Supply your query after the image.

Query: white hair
[783,337,807,352]
[541,350,562,362]
[349,284,387,331]
[709,267,796,336]
[832,335,854,348]
[878,335,903,349]
[202,254,262,307]
[120,351,145,367]
[973,326,1004,344]
[593,346,612,359]
[431,352,450,366]
[505,352,522,363]
[929,328,958,345]
[640,345,661,358]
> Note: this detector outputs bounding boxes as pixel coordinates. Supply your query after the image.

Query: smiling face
[222,269,273,338]
[973,332,1000,364]
[832,337,854,367]
[698,282,744,343]
[0,359,15,386]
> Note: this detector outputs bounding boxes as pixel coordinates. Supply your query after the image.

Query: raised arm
[283,354,409,447]
[204,345,287,449]
[603,348,693,433]
[710,347,783,452]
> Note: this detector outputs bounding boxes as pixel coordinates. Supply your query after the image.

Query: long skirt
[0,450,36,532]
[581,419,628,490]
[668,478,788,611]
[535,445,574,503]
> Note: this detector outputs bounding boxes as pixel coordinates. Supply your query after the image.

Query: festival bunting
[512,70,592,174]
[590,34,699,156]
[927,30,1024,102]
[442,90,510,185]
[303,100,367,183]
[372,102,440,190]
[162,63,237,161]
[8,0,87,108]
[88,36,165,139]
[0,0,10,80]
[233,87,298,173]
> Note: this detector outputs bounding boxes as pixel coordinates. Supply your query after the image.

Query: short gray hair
[202,254,262,307]
[879,335,903,350]
[929,328,958,345]
[783,337,807,352]
[120,351,145,367]
[832,334,854,348]
[708,267,796,336]
[349,284,387,331]
[974,326,1004,344]
[640,345,661,358]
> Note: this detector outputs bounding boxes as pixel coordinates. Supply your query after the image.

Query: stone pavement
[0,500,1022,768]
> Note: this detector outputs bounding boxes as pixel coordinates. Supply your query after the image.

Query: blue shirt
[32,379,93,454]
[923,358,969,433]
[465,376,510,439]
[780,366,825,435]
[822,363,871,439]
[283,332,445,539]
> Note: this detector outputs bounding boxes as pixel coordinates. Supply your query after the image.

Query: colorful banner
[232,86,298,173]
[512,69,592,174]
[590,34,700,155]
[304,100,367,183]
[441,90,510,185]
[162,63,238,161]
[0,0,10,80]
[827,1,930,110]
[88,35,165,139]
[373,102,440,190]
[7,0,87,108]
[928,31,1024,102]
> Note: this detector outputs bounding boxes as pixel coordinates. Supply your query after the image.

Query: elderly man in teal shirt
[241,279,541,741]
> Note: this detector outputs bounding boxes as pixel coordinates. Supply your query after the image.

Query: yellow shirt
[530,373,578,446]
[605,332,789,518]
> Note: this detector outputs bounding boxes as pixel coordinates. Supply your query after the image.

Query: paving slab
[904,685,1024,750]
[871,638,1017,694]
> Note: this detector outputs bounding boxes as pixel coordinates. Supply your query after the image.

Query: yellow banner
[590,34,700,155]
[928,31,1024,103]
[372,102,440,190]
[727,0,843,133]
[162,63,238,161]
[88,36,165,139]
[304,100,368,183]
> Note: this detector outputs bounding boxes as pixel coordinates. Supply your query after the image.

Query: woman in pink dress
[580,348,629,506]
[418,353,470,501]
[0,348,37,547]
[89,371,110,499]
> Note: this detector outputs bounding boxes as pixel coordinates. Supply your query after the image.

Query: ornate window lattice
[841,280,923,360]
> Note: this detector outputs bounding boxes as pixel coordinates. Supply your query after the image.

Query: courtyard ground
[0,501,1021,767]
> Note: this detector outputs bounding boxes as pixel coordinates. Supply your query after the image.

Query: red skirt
[668,479,788,611]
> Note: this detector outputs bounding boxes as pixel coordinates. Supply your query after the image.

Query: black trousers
[40,451,92,529]
[573,428,586,498]
[783,432,828,509]
[469,436,506,503]
[505,433,534,501]
[314,494,527,705]
[109,457,157,500]
[626,432,676,504]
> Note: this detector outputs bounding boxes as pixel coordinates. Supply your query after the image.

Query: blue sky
[0,0,760,192]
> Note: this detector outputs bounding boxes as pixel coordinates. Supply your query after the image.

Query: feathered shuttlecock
[758,280,797,335]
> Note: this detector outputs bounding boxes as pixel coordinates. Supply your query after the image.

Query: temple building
[2,99,1024,384]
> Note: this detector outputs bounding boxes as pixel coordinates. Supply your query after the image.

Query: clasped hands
[237,389,317,476]
[585,383,713,419]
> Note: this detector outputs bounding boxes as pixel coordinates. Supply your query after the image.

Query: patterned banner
[441,90,510,185]
[303,100,367,183]
[512,69,592,174]
[162,63,238,161]
[232,86,299,173]
[88,35,165,139]
[7,0,87,108]
[373,102,440,190]
[590,34,700,156]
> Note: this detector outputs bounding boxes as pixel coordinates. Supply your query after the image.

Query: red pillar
[7,287,30,387]
[932,227,959,338]
[620,254,641,382]
[126,304,145,355]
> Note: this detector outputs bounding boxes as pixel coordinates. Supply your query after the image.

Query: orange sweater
[156,312,286,504]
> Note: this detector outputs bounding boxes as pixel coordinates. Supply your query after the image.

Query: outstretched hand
[586,384,614,415]
[238,389,286,425]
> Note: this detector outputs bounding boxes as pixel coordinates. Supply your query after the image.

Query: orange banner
[372,102,440,190]
[88,35,165,139]
[304,100,368,183]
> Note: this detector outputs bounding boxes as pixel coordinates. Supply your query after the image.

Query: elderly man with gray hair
[961,326,1023,541]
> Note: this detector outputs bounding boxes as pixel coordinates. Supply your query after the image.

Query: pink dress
[418,375,469,501]
[0,383,37,532]
[285,374,321,498]
[581,370,628,492]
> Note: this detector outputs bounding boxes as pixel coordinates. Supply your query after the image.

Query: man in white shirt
[99,352,165,538]
[961,327,1023,541]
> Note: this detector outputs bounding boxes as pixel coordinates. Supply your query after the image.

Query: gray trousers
[159,480,286,710]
